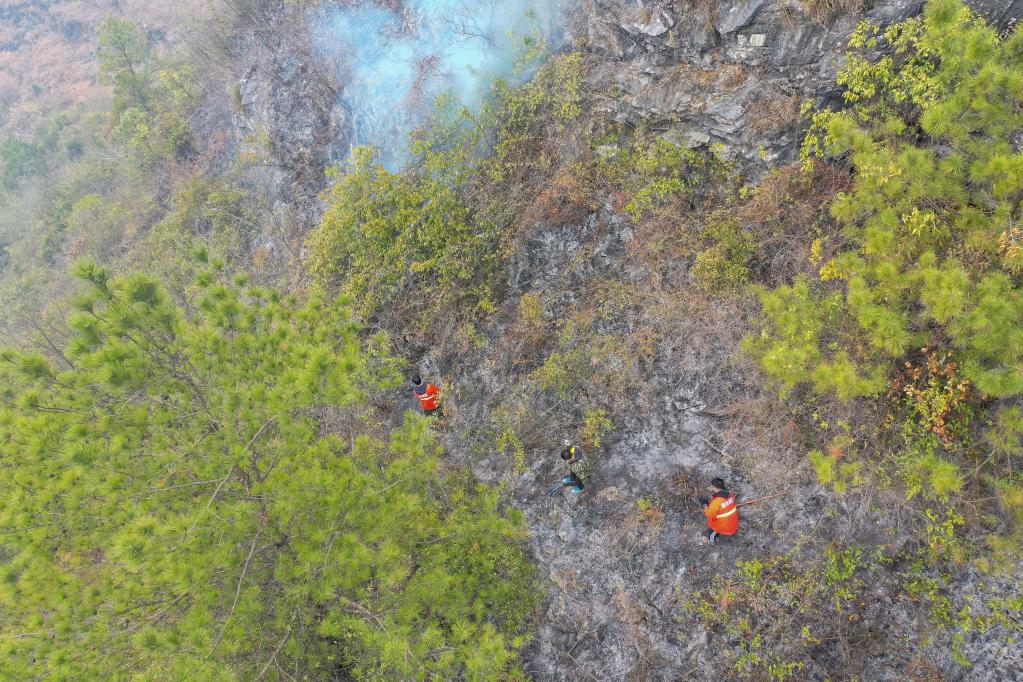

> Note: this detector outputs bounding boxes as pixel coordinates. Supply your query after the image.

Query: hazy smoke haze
[312,0,567,168]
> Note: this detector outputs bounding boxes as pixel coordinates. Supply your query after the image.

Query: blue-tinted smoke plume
[311,0,567,169]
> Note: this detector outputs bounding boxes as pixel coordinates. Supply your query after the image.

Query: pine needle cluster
[0,259,535,679]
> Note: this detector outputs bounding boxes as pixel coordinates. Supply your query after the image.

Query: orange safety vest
[704,494,739,535]
[414,383,441,411]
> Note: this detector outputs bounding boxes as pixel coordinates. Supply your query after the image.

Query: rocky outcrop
[574,0,1021,168]
[971,0,1023,28]
[209,0,353,273]
[224,0,1021,230]
[233,29,349,214]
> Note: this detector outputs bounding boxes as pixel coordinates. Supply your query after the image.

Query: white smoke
[311,0,568,169]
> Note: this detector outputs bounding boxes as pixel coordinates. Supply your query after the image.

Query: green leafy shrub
[98,16,194,166]
[497,424,528,473]
[987,480,1023,568]
[308,54,585,330]
[0,137,45,189]
[809,440,865,493]
[530,318,618,401]
[987,405,1023,466]
[691,212,757,291]
[583,407,613,448]
[487,52,585,184]
[65,193,126,260]
[688,546,870,680]
[635,496,663,525]
[809,448,837,485]
[599,136,728,221]
[686,538,1023,678]
[307,146,498,324]
[744,278,885,399]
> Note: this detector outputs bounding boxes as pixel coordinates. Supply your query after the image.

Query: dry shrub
[722,397,800,451]
[718,63,748,90]
[550,568,586,591]
[709,396,811,498]
[905,654,945,681]
[625,206,700,271]
[501,293,552,371]
[607,502,664,558]
[626,324,659,364]
[406,53,443,109]
[691,63,746,92]
[737,161,853,284]
[739,161,851,234]
[521,163,598,227]
[802,0,866,23]
[636,501,664,526]
[669,467,701,503]
[251,243,272,269]
[0,0,202,133]
[745,93,801,134]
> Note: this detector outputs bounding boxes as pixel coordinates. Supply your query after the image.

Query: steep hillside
[0,0,201,135]
[295,0,1023,678]
[1,0,1022,680]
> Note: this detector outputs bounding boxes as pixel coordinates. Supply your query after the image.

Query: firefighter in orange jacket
[701,477,739,544]
[410,374,441,412]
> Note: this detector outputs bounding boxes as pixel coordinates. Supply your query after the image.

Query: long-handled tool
[736,491,788,508]
[547,480,568,496]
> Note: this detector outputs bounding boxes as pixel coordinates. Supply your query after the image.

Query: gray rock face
[971,0,1023,28]
[573,0,1020,170]
[233,33,349,209]
[716,0,770,33]
[220,1,352,263]
[621,4,676,36]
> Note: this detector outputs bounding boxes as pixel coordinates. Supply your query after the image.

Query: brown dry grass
[745,92,801,134]
[718,63,748,91]
[737,161,854,284]
[521,161,599,227]
[0,0,203,135]
[801,0,866,23]
[905,654,946,681]
[690,63,748,92]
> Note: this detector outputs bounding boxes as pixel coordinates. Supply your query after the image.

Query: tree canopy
[745,0,1023,537]
[750,0,1023,402]
[0,259,535,680]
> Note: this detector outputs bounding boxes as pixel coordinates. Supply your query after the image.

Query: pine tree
[0,259,535,679]
[755,0,1023,402]
[749,0,1023,506]
[96,16,152,115]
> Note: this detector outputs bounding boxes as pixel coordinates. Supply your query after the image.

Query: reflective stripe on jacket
[414,383,441,410]
[704,494,739,535]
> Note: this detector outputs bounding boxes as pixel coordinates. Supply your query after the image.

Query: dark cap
[410,374,422,385]
[711,477,726,489]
